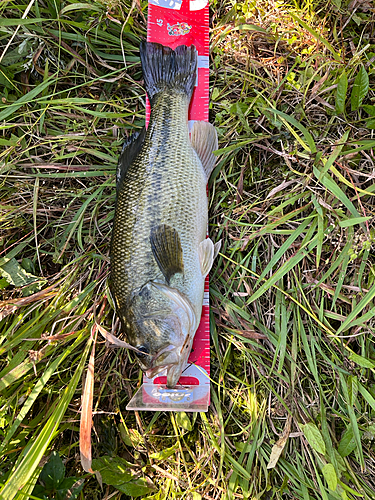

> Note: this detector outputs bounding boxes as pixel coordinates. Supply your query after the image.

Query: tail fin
[140,41,197,105]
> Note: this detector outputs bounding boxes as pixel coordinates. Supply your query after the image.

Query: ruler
[127,0,211,412]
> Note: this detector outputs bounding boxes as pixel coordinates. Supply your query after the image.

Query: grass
[1,0,375,498]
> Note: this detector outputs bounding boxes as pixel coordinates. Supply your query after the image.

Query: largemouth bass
[110,42,219,388]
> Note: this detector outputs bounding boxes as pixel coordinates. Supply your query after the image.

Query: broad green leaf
[336,71,348,114]
[322,463,337,491]
[119,425,143,448]
[366,118,375,129]
[0,258,39,287]
[40,452,65,490]
[56,478,84,500]
[300,422,326,455]
[349,353,375,369]
[91,456,133,485]
[175,411,192,431]
[338,426,356,457]
[116,477,155,497]
[91,456,154,497]
[351,65,369,111]
[363,105,375,116]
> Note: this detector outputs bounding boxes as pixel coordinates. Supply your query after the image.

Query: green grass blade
[0,339,91,499]
[336,282,375,334]
[290,13,341,61]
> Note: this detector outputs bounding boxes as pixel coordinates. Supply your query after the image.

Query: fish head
[128,281,197,388]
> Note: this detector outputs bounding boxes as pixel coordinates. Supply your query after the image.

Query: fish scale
[111,93,207,325]
[110,41,217,388]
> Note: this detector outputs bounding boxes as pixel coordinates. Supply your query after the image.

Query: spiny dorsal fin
[150,224,184,283]
[116,128,146,191]
[199,238,221,277]
[190,121,218,181]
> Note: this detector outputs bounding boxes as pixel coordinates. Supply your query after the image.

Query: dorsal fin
[150,224,184,283]
[116,128,146,191]
[190,121,218,181]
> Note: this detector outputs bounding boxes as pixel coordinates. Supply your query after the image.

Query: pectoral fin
[150,224,184,283]
[190,121,218,181]
[199,238,221,277]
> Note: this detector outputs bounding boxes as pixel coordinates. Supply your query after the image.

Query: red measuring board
[127,0,211,411]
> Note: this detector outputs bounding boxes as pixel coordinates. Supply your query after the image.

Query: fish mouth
[145,334,195,388]
[145,362,184,389]
[145,345,179,380]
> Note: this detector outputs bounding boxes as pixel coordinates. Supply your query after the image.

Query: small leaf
[336,71,348,114]
[60,2,103,15]
[322,463,337,491]
[267,415,291,469]
[175,411,192,431]
[349,353,375,369]
[40,451,65,490]
[348,376,358,406]
[300,422,326,455]
[351,65,369,111]
[192,493,202,500]
[363,104,375,116]
[31,484,49,499]
[338,426,356,457]
[91,456,133,486]
[119,426,144,448]
[149,443,179,460]
[116,477,156,497]
[0,258,39,287]
[56,477,84,500]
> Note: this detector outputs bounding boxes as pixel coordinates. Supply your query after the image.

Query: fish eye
[135,345,149,359]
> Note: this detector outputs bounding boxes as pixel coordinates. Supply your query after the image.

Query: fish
[109,41,219,389]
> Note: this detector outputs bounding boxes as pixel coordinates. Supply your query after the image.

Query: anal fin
[150,225,184,283]
[190,121,218,181]
[199,238,221,277]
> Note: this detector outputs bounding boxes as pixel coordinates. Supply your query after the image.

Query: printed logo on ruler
[167,21,192,36]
